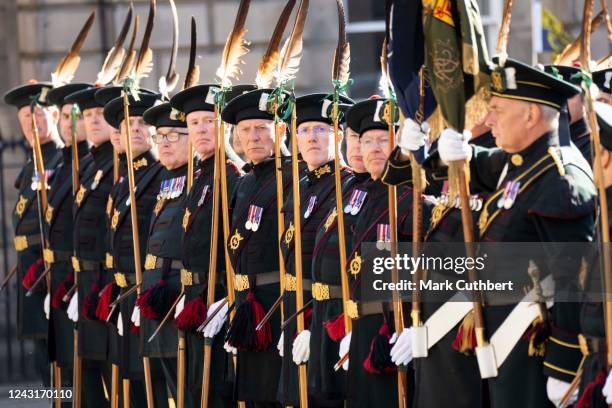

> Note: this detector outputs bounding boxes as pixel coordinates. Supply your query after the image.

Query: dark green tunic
[13,141,62,340]
[44,141,90,368]
[74,141,115,361]
[180,156,241,403]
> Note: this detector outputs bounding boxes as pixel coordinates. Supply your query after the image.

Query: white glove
[44,293,50,320]
[389,328,413,366]
[131,305,140,327]
[224,341,237,355]
[277,332,285,357]
[603,370,612,404]
[292,329,311,365]
[117,312,123,336]
[438,128,472,162]
[398,118,429,154]
[201,298,229,338]
[174,294,185,319]
[339,332,352,371]
[546,377,578,407]
[67,291,79,322]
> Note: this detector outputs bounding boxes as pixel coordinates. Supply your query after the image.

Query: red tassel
[22,258,44,290]
[130,322,140,335]
[51,273,74,309]
[576,370,606,408]
[324,313,346,341]
[250,292,272,351]
[81,283,101,320]
[363,321,396,374]
[136,279,178,320]
[452,311,477,355]
[174,297,207,332]
[95,282,119,321]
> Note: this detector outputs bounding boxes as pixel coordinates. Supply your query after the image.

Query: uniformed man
[270,93,352,406]
[64,85,116,407]
[383,117,494,408]
[338,97,432,408]
[221,88,291,407]
[44,82,92,395]
[169,83,249,407]
[593,68,612,103]
[136,100,190,405]
[101,90,165,406]
[4,81,63,387]
[436,57,596,408]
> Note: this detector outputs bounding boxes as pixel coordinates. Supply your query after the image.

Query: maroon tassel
[81,283,101,320]
[324,313,346,341]
[95,282,119,321]
[130,322,140,335]
[452,312,477,355]
[576,370,606,408]
[174,297,207,332]
[22,258,44,290]
[226,291,272,352]
[136,279,178,320]
[363,321,396,374]
[521,317,550,357]
[51,273,74,309]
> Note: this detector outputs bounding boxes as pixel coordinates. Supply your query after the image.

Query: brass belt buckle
[114,273,128,288]
[346,300,359,319]
[234,274,250,292]
[43,248,55,264]
[180,269,193,286]
[312,282,330,301]
[284,274,297,291]
[14,236,28,251]
[105,253,114,269]
[71,256,81,272]
[144,254,157,270]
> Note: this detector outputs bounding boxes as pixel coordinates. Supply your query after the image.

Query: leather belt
[579,334,605,356]
[346,300,385,319]
[284,273,312,292]
[14,234,41,252]
[311,282,343,301]
[43,249,72,264]
[180,269,207,286]
[114,272,135,288]
[71,257,102,273]
[144,254,183,271]
[234,272,281,292]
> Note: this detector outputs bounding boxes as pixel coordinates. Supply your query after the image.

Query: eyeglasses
[296,125,332,138]
[360,136,390,147]
[151,131,188,144]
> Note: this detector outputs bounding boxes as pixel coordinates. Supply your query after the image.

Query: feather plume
[51,11,96,87]
[134,0,156,82]
[96,5,132,86]
[183,17,200,89]
[255,0,297,89]
[115,15,139,85]
[159,0,179,99]
[332,0,350,87]
[275,0,309,86]
[216,0,252,87]
[554,10,604,65]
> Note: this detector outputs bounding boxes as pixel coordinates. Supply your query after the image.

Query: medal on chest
[344,189,367,215]
[197,185,210,207]
[90,169,103,190]
[497,180,520,210]
[304,195,317,219]
[30,169,53,191]
[376,223,391,251]
[245,205,263,231]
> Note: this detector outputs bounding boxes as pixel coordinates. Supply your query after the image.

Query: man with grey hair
[397,57,596,408]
